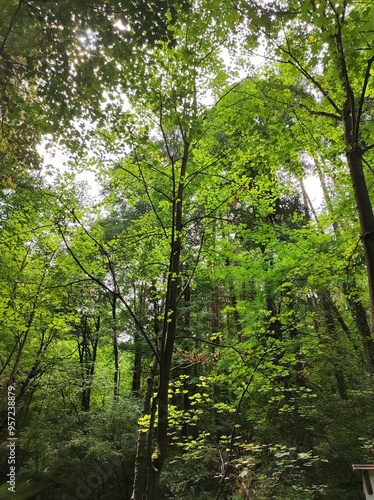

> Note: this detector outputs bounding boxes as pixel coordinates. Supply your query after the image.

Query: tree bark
[150,140,189,495]
[132,331,142,395]
[78,316,99,412]
[314,154,374,369]
[345,145,374,331]
[131,137,190,500]
[111,295,120,401]
[320,293,349,400]
[131,359,157,500]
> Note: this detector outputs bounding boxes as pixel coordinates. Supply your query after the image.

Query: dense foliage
[1,1,374,499]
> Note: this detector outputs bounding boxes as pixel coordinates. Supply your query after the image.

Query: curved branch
[57,223,160,363]
[356,56,374,142]
[0,0,23,57]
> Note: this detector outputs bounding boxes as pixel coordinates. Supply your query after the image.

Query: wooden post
[352,464,374,498]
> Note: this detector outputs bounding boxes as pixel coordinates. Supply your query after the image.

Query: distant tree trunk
[320,293,348,400]
[299,178,317,221]
[78,316,99,412]
[343,280,374,371]
[299,176,350,396]
[315,157,374,371]
[182,282,191,334]
[210,290,220,344]
[132,284,149,396]
[132,331,142,395]
[110,295,120,401]
[314,159,338,232]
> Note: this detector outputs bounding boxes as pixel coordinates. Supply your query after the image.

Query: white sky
[304,174,323,210]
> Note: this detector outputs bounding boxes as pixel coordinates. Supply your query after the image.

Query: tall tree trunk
[315,154,374,369]
[132,284,148,395]
[343,280,374,370]
[320,293,348,400]
[78,316,99,412]
[299,178,317,221]
[111,295,120,401]
[314,159,339,232]
[132,331,142,395]
[131,358,158,500]
[210,290,220,345]
[132,138,190,500]
[229,282,242,341]
[345,145,374,331]
[151,140,189,498]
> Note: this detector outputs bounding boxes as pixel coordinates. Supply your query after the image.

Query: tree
[232,0,374,329]
[3,2,374,499]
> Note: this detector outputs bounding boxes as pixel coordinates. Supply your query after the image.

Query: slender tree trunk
[146,395,158,500]
[299,178,317,221]
[314,156,374,369]
[345,145,374,331]
[210,290,220,344]
[299,181,351,396]
[314,159,339,232]
[131,358,158,500]
[111,295,120,401]
[132,331,142,395]
[320,293,348,400]
[132,285,148,395]
[79,316,99,412]
[132,138,190,500]
[148,139,190,498]
[19,330,53,397]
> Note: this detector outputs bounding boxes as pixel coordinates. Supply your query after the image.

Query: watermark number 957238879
[7,386,16,494]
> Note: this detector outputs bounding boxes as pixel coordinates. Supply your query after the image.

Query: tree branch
[298,103,340,120]
[135,156,169,239]
[177,230,205,303]
[0,0,23,58]
[355,55,374,143]
[362,143,374,154]
[57,223,160,363]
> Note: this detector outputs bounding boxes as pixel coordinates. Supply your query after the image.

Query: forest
[1,0,374,499]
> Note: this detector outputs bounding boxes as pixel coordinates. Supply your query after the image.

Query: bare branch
[298,103,340,120]
[177,230,205,303]
[0,0,23,57]
[134,153,169,240]
[355,56,374,143]
[362,143,374,154]
[56,220,160,363]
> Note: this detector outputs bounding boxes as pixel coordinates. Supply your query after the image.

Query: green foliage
[2,1,374,499]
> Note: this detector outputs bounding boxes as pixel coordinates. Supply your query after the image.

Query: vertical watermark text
[7,386,16,493]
